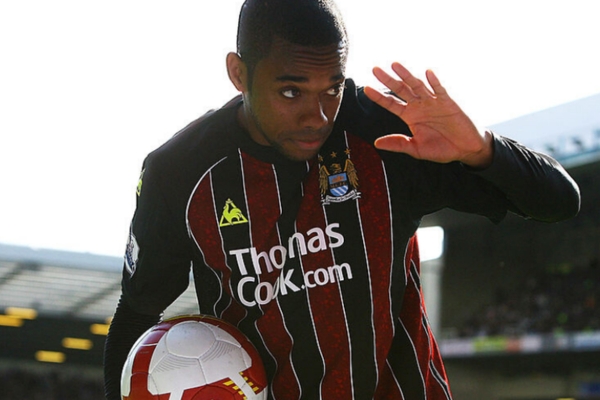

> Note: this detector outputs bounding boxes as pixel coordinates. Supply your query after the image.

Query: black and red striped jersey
[117,79,580,399]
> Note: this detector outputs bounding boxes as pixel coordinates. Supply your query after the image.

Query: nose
[301,97,329,131]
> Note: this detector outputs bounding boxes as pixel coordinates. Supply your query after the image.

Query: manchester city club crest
[319,148,361,205]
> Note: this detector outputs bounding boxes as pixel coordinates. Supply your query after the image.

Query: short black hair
[237,0,348,79]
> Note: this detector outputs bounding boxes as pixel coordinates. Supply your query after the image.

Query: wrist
[461,128,494,169]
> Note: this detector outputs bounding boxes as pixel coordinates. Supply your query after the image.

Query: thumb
[374,134,413,154]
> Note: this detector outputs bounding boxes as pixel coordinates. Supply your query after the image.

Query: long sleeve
[474,133,580,222]
[104,158,193,398]
[103,296,161,400]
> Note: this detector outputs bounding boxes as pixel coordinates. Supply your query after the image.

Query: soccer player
[104,1,580,399]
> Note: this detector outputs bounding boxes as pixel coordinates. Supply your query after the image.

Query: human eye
[281,88,301,99]
[326,83,344,97]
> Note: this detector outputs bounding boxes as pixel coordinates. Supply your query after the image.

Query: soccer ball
[121,315,268,400]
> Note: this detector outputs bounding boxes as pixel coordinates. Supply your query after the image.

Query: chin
[279,148,319,162]
[268,141,316,161]
[285,152,317,162]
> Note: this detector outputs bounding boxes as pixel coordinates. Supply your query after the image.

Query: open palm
[364,62,493,168]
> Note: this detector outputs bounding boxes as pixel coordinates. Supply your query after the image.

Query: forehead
[257,37,347,81]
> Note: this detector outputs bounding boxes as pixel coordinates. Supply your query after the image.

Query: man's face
[240,38,347,161]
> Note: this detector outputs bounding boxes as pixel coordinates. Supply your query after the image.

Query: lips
[293,138,324,150]
[288,129,330,151]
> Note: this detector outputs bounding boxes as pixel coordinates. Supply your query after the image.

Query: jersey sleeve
[121,155,194,315]
[403,132,580,224]
[472,133,580,222]
[103,296,160,400]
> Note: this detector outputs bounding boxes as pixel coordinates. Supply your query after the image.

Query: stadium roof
[490,92,600,169]
[0,243,198,322]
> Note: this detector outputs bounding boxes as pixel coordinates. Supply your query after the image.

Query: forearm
[104,296,161,400]
[475,134,580,222]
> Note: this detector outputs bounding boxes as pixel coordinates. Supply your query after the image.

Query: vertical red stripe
[400,237,452,398]
[296,162,353,400]
[401,238,429,385]
[374,363,405,399]
[187,171,245,322]
[346,133,395,377]
[240,153,300,399]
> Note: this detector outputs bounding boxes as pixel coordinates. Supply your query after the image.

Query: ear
[226,52,248,93]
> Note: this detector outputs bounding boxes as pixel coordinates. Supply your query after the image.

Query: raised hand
[364,62,493,168]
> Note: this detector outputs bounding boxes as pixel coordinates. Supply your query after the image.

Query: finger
[391,62,434,98]
[374,134,414,155]
[372,66,416,102]
[364,86,407,117]
[425,69,448,96]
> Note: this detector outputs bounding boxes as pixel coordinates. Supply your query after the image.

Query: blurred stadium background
[1,93,599,399]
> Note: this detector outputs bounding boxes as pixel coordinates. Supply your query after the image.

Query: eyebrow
[275,73,345,83]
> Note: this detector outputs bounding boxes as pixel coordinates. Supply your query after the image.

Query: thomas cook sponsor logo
[237,264,353,307]
[319,148,360,205]
[228,223,353,307]
[219,198,248,227]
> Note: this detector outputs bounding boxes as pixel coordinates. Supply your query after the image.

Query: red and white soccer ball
[121,315,268,400]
